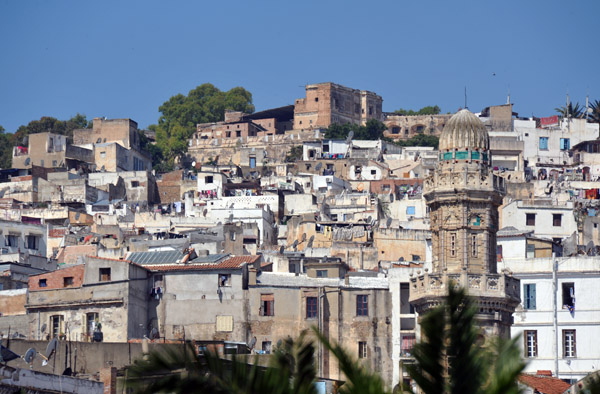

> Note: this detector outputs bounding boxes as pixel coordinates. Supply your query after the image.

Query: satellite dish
[276,339,283,348]
[40,323,47,333]
[386,218,392,227]
[192,161,196,168]
[279,245,284,254]
[315,162,322,171]
[248,336,257,350]
[0,345,19,363]
[301,233,306,242]
[292,240,298,248]
[75,213,81,220]
[345,130,354,144]
[96,138,102,144]
[40,338,58,366]
[25,158,31,165]
[307,235,314,249]
[24,348,36,364]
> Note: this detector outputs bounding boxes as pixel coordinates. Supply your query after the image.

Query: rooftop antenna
[464,86,468,110]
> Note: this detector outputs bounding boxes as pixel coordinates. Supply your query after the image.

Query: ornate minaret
[409,109,520,338]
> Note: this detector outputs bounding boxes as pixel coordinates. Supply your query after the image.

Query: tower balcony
[409,269,520,307]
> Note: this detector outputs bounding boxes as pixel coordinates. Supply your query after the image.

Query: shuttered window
[524,283,536,310]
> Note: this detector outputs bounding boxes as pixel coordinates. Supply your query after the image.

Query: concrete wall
[159,269,248,342]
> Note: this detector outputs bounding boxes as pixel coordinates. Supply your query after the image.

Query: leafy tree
[404,286,526,394]
[555,102,584,119]
[589,99,600,123]
[285,145,303,163]
[324,119,388,141]
[0,125,14,169]
[395,134,439,149]
[13,114,92,145]
[393,105,441,116]
[151,83,255,170]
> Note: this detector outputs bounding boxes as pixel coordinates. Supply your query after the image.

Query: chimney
[249,267,257,286]
[100,367,117,394]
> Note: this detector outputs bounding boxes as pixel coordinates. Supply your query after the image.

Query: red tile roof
[518,374,571,394]
[149,255,260,272]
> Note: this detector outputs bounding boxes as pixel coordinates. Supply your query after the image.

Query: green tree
[152,83,255,170]
[395,134,439,149]
[589,99,600,123]
[404,286,526,394]
[393,105,441,116]
[0,125,14,169]
[286,145,303,162]
[555,102,584,119]
[13,113,92,145]
[324,119,388,141]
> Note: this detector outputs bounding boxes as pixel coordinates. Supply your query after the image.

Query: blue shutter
[530,283,536,310]
[540,137,548,150]
[560,139,566,150]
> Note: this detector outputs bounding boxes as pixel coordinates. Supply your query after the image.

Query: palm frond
[313,328,390,394]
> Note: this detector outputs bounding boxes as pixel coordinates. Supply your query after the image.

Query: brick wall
[29,265,85,291]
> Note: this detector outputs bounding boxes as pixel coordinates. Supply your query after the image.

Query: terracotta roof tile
[148,255,260,272]
[518,374,571,394]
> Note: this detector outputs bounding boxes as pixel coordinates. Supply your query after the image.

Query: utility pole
[552,254,559,378]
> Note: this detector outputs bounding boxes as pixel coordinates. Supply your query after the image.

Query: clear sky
[1,0,599,133]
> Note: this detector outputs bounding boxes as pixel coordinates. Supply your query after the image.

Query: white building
[501,200,577,241]
[501,256,600,383]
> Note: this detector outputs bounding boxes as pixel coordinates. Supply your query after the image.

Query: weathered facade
[294,83,383,130]
[410,110,520,339]
[26,257,149,342]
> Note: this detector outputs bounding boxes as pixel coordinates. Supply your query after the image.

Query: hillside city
[1,81,599,393]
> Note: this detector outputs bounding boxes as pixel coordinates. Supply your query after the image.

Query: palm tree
[126,287,525,394]
[589,99,600,123]
[555,102,585,118]
[403,286,526,394]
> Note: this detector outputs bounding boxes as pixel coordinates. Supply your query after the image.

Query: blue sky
[1,0,599,133]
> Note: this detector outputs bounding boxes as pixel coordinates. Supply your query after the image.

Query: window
[497,245,503,262]
[470,234,478,257]
[450,233,456,257]
[219,274,231,287]
[63,277,74,287]
[401,334,416,357]
[226,131,231,138]
[314,97,319,102]
[526,242,535,259]
[100,151,106,158]
[562,282,574,308]
[99,268,111,282]
[524,330,538,357]
[553,214,562,227]
[563,330,576,358]
[236,130,241,137]
[262,341,272,354]
[560,138,570,151]
[50,315,64,338]
[38,279,47,288]
[391,127,400,135]
[230,232,236,241]
[86,312,99,336]
[261,294,274,316]
[526,213,536,226]
[216,315,233,332]
[358,341,368,358]
[356,295,368,316]
[316,270,328,278]
[250,157,256,168]
[539,137,549,150]
[205,176,213,184]
[524,283,536,309]
[306,296,318,319]
[26,235,39,250]
[131,181,139,187]
[6,235,18,248]
[52,160,57,167]
[370,169,376,175]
